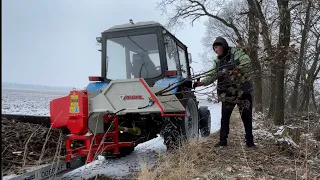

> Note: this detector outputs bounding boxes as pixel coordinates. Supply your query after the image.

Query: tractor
[49,21,211,164]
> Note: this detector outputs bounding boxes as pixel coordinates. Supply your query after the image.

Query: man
[194,36,255,148]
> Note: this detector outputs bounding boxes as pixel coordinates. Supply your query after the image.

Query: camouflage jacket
[201,47,252,97]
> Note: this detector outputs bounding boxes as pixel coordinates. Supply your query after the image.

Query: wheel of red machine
[160,98,199,150]
[160,116,182,150]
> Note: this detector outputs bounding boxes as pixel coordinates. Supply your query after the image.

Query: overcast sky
[2,0,207,88]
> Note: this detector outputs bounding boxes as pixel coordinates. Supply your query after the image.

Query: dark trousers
[219,94,254,143]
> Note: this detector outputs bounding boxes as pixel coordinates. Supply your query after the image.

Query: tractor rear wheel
[161,98,199,150]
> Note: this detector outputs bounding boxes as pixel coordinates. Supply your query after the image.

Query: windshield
[106,33,161,80]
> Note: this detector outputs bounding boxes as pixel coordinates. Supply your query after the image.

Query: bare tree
[290,0,312,112]
[157,0,244,42]
[247,0,263,112]
[300,35,320,110]
[273,0,291,125]
[288,1,320,111]
[199,0,249,67]
[248,0,278,118]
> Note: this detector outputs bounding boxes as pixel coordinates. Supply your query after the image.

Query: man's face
[213,45,224,56]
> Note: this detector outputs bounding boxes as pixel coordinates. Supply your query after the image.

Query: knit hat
[212,36,229,49]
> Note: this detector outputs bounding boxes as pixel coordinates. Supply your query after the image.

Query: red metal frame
[65,115,133,163]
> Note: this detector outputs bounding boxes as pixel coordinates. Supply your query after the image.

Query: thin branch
[188,0,244,43]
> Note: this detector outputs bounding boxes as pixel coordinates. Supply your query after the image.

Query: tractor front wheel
[199,106,211,137]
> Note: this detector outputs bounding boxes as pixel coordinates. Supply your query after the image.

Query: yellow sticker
[69,94,79,113]
[69,106,79,113]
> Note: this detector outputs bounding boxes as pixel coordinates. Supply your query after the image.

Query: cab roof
[103,21,163,33]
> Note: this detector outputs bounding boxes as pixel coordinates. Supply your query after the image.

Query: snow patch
[277,137,298,147]
[254,129,274,139]
[274,126,285,136]
[2,175,20,180]
[2,89,67,116]
[59,136,167,179]
[252,112,265,120]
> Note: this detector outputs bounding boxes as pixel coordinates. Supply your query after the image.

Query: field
[1,88,222,180]
[2,89,69,116]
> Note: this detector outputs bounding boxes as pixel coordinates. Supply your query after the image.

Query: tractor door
[163,33,192,79]
[162,31,196,110]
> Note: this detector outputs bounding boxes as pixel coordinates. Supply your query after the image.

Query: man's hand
[193,81,204,89]
[217,68,228,77]
[229,66,240,76]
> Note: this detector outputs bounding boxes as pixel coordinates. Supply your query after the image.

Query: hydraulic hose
[154,68,216,96]
[154,51,234,96]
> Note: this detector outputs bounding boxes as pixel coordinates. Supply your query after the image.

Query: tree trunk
[290,0,311,112]
[300,38,320,111]
[249,0,275,117]
[274,0,291,125]
[300,82,311,111]
[300,64,320,110]
[311,87,318,111]
[248,0,263,113]
[267,65,276,118]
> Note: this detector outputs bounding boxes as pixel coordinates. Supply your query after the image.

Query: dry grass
[138,109,320,180]
[138,139,206,180]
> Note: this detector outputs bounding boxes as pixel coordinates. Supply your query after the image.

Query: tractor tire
[161,98,199,150]
[181,98,199,140]
[160,116,184,150]
[199,106,211,137]
[115,146,135,158]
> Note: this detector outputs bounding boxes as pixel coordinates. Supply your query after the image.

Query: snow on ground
[58,136,167,179]
[2,89,68,116]
[1,88,221,180]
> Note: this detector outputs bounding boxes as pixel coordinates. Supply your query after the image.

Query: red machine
[50,90,133,163]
